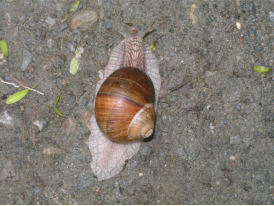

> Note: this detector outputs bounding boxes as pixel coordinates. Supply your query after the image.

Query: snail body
[87,27,161,181]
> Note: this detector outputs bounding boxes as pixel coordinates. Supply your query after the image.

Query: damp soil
[0,0,274,204]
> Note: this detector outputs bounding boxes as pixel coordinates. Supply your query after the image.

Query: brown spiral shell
[95,67,155,142]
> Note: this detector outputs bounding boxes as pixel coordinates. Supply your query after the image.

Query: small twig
[27,176,34,183]
[204,80,221,105]
[39,195,58,203]
[0,77,44,95]
[176,20,184,34]
[169,78,192,93]
[26,16,34,23]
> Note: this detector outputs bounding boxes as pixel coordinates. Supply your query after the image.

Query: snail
[83,27,161,181]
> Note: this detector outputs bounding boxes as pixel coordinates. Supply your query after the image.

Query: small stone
[0,110,14,126]
[130,161,137,168]
[210,123,215,130]
[105,21,112,29]
[76,174,94,193]
[46,16,56,26]
[253,131,259,137]
[47,38,54,49]
[84,131,91,137]
[82,97,89,106]
[268,11,274,22]
[230,136,242,145]
[230,156,235,160]
[56,24,68,33]
[215,181,221,186]
[34,187,43,195]
[70,8,98,31]
[236,21,241,30]
[64,118,77,135]
[73,149,83,165]
[62,79,67,86]
[76,132,84,140]
[43,147,61,155]
[139,173,143,177]
[1,161,16,180]
[170,96,178,102]
[98,69,104,79]
[85,154,92,163]
[21,49,33,71]
[70,95,76,104]
[51,30,58,36]
[35,29,41,41]
[66,43,75,53]
[99,8,105,19]
[33,119,48,131]
[6,26,19,41]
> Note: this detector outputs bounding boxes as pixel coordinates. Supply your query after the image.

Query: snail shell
[95,67,155,142]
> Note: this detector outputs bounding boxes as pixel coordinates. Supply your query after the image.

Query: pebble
[76,132,84,140]
[99,8,105,19]
[70,95,76,104]
[73,149,82,165]
[230,156,236,161]
[47,39,54,49]
[64,118,77,135]
[236,22,241,30]
[35,29,41,41]
[84,131,91,137]
[66,43,75,53]
[1,161,16,180]
[230,135,242,145]
[0,110,14,126]
[70,8,98,30]
[82,97,89,106]
[170,96,178,102]
[43,147,61,155]
[33,187,43,195]
[130,161,138,168]
[51,30,58,36]
[268,11,274,22]
[76,174,94,193]
[46,16,56,26]
[85,154,92,163]
[56,24,68,33]
[105,21,112,29]
[98,69,104,79]
[6,26,19,41]
[21,49,33,71]
[253,131,259,137]
[33,119,48,131]
[82,111,92,131]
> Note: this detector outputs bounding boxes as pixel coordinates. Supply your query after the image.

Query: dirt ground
[0,0,274,204]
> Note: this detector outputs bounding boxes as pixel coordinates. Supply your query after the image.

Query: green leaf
[253,65,271,73]
[54,85,67,117]
[5,85,38,105]
[70,0,80,13]
[0,40,8,57]
[70,56,80,75]
[149,43,156,51]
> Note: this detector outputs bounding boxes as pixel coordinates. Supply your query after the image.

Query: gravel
[1,0,274,204]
